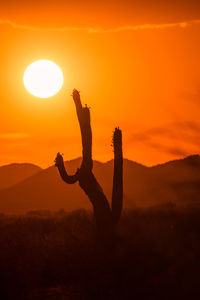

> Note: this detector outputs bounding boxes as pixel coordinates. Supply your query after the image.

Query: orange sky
[0,0,200,167]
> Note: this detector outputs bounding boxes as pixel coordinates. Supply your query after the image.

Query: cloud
[181,88,200,104]
[0,19,199,33]
[0,133,29,139]
[131,121,200,141]
[145,141,187,156]
[130,121,200,155]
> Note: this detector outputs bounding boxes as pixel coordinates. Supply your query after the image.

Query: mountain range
[0,155,200,214]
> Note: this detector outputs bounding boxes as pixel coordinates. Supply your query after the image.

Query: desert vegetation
[0,206,200,299]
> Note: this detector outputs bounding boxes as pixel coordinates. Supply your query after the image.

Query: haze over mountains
[0,155,200,214]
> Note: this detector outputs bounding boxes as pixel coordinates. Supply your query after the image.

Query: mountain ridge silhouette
[0,163,42,190]
[0,155,199,214]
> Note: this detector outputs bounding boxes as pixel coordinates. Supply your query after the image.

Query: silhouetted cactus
[55,90,123,232]
[112,127,123,226]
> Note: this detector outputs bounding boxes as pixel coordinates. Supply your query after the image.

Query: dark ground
[0,205,200,299]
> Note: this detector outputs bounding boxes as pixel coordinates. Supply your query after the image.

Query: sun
[23,60,64,98]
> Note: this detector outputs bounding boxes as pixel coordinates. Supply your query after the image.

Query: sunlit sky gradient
[0,0,200,167]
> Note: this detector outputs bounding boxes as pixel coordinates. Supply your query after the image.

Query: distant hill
[0,163,42,190]
[0,156,200,214]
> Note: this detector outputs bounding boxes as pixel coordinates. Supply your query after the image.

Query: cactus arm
[57,164,79,184]
[55,152,79,184]
[111,127,123,225]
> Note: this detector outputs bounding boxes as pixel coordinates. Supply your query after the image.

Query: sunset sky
[0,0,200,167]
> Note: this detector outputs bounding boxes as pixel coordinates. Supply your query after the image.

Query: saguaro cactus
[55,90,123,231]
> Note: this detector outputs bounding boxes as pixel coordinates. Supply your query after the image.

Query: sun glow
[23,60,64,98]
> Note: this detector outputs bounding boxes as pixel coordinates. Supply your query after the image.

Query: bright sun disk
[23,60,64,98]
